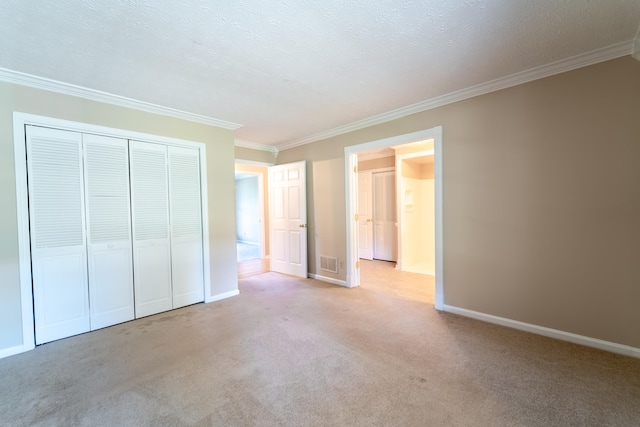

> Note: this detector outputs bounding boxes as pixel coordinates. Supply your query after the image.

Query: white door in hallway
[358,171,374,260]
[373,171,397,261]
[269,161,307,278]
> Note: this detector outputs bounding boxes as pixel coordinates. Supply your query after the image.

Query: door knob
[299,224,307,228]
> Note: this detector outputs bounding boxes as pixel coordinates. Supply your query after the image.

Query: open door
[372,171,397,261]
[358,171,373,260]
[269,161,307,278]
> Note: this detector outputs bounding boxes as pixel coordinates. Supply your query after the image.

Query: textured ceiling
[1,1,639,147]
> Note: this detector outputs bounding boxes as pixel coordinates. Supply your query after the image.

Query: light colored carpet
[0,260,639,426]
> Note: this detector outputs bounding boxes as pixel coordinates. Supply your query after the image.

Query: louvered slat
[130,148,169,241]
[85,142,131,243]
[169,151,202,238]
[29,137,84,248]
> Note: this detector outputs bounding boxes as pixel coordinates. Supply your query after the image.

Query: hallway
[359,259,435,304]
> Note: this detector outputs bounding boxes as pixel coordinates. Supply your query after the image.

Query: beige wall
[235,146,276,164]
[277,56,640,348]
[401,160,434,180]
[358,156,395,171]
[0,81,238,352]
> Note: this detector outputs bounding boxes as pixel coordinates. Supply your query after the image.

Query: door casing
[345,127,444,310]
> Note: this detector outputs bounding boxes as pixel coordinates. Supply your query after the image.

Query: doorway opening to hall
[356,139,436,304]
[234,163,270,278]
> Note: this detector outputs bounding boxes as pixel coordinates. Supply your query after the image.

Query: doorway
[234,163,269,278]
[345,127,444,310]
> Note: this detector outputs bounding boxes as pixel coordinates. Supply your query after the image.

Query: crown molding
[0,67,243,130]
[276,40,633,151]
[234,139,279,155]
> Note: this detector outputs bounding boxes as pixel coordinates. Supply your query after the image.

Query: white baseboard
[443,304,640,359]
[206,289,240,303]
[309,273,348,287]
[0,344,31,360]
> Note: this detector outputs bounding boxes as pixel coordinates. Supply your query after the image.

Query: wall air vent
[319,256,338,274]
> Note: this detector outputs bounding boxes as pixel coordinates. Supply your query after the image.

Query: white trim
[235,159,275,167]
[206,289,240,303]
[0,67,243,130]
[309,273,348,288]
[0,345,31,360]
[345,127,444,310]
[12,112,213,355]
[278,41,632,151]
[234,139,279,155]
[433,127,444,310]
[443,305,640,359]
[12,116,35,354]
[345,151,360,288]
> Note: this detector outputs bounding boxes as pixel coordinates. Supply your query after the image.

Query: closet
[26,125,204,345]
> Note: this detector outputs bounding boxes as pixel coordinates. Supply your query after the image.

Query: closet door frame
[13,112,211,352]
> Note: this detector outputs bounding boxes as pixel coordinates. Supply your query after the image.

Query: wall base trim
[0,344,31,360]
[206,290,240,303]
[443,305,640,359]
[309,273,348,287]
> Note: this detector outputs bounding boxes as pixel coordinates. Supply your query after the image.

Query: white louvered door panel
[26,125,90,344]
[168,146,204,308]
[83,134,134,330]
[129,141,173,318]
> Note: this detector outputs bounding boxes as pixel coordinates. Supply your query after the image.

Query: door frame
[344,126,444,310]
[13,112,212,352]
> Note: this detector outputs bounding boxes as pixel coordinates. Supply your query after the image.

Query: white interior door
[168,146,204,308]
[358,171,373,260]
[373,171,397,261]
[83,134,135,330]
[26,126,90,344]
[130,141,173,318]
[269,161,307,278]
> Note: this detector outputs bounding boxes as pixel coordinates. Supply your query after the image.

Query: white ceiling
[1,1,639,149]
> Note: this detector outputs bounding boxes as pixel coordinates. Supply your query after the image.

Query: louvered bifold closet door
[168,146,204,308]
[26,126,90,344]
[83,134,135,329]
[129,141,173,318]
